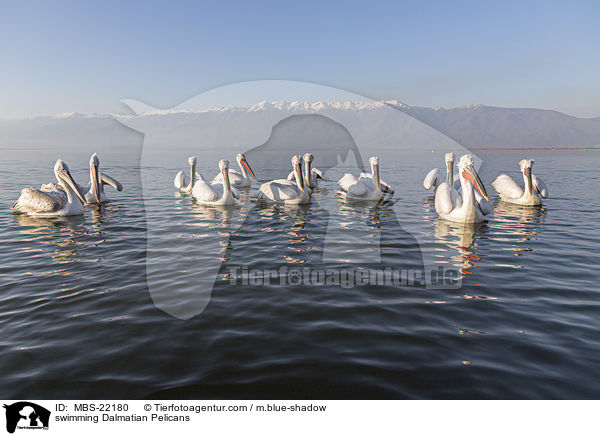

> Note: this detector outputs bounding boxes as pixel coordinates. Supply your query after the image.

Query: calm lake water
[1,145,599,399]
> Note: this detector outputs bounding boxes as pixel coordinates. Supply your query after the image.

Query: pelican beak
[241,158,255,178]
[64,168,87,204]
[524,167,533,195]
[91,160,101,203]
[463,164,489,201]
[373,163,381,192]
[295,162,304,191]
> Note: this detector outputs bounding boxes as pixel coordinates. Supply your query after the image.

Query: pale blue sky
[1,0,599,118]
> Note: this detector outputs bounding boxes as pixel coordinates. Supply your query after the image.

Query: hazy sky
[2,0,599,118]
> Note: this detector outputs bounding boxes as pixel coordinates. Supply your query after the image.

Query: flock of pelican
[11,150,548,225]
[173,152,395,206]
[13,153,123,216]
[424,153,548,223]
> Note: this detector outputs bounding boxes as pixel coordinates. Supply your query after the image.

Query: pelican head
[89,153,101,203]
[55,159,86,204]
[459,154,489,201]
[444,152,455,164]
[303,153,314,163]
[237,153,255,178]
[188,156,197,166]
[369,156,382,192]
[519,159,534,194]
[292,155,304,191]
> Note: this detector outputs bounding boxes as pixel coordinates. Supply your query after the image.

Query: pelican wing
[259,179,301,201]
[492,174,523,199]
[13,188,63,213]
[423,168,441,190]
[338,173,368,196]
[191,179,219,202]
[435,183,461,215]
[380,179,394,194]
[101,173,123,191]
[174,171,188,189]
[532,175,548,198]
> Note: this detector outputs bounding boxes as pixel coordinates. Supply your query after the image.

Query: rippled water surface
[1,146,599,399]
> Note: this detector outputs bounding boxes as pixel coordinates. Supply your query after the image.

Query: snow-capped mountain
[1,100,600,150]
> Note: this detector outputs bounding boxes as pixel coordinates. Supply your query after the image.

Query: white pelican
[40,153,123,204]
[287,153,324,189]
[174,156,198,194]
[13,159,87,216]
[254,155,311,205]
[81,153,122,203]
[337,156,393,201]
[212,153,256,188]
[423,152,460,192]
[191,159,239,206]
[435,154,490,223]
[492,159,548,206]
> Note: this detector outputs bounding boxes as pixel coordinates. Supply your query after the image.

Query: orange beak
[241,159,255,178]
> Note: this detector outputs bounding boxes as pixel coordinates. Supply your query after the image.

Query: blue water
[1,146,599,399]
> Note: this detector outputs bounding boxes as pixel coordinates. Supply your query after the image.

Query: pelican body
[255,155,311,204]
[435,155,490,223]
[287,153,324,189]
[337,156,393,201]
[492,159,548,206]
[174,156,198,194]
[212,153,256,188]
[192,159,239,205]
[13,159,87,216]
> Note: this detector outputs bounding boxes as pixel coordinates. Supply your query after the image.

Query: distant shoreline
[469,146,600,151]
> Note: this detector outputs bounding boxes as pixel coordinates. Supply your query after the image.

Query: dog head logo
[3,402,50,434]
[118,80,475,319]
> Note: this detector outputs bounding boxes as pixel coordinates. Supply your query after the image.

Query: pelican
[254,155,311,204]
[191,159,239,205]
[337,156,393,201]
[13,159,87,216]
[287,153,324,189]
[492,159,548,206]
[212,153,255,188]
[82,153,122,203]
[40,153,123,204]
[423,152,459,192]
[174,156,198,194]
[435,154,490,223]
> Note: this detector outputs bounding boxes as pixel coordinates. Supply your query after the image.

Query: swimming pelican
[13,159,87,216]
[492,159,548,206]
[40,153,123,204]
[287,153,324,189]
[212,153,256,188]
[254,155,311,204]
[423,152,459,192]
[82,153,122,203]
[174,156,198,194]
[191,159,239,205]
[337,156,393,201]
[435,154,490,223]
